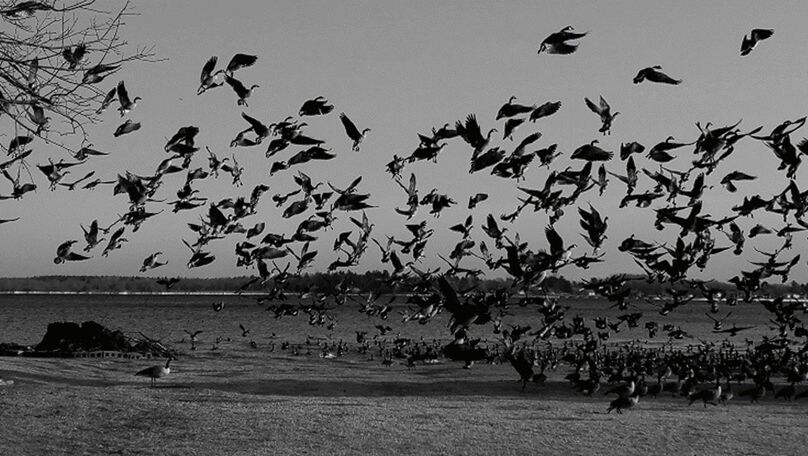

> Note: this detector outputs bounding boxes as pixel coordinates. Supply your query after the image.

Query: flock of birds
[1,7,807,411]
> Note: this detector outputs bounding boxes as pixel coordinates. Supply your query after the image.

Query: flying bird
[740,29,774,56]
[538,26,587,54]
[584,96,619,135]
[633,66,682,85]
[339,113,370,151]
[198,56,224,94]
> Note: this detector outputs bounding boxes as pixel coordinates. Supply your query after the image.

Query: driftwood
[0,321,173,357]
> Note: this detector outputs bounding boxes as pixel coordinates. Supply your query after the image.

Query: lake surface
[0,293,778,352]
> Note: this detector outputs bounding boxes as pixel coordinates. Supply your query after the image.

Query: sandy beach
[2,351,807,456]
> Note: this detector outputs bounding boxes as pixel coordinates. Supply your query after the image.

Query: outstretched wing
[584,97,601,115]
[340,113,361,141]
[117,80,130,106]
[201,56,218,81]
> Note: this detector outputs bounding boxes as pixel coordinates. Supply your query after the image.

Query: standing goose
[135,356,173,387]
[339,113,370,151]
[607,391,640,414]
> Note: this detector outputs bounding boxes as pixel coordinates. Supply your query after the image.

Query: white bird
[135,356,173,387]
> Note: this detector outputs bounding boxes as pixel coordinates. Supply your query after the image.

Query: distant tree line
[0,273,804,298]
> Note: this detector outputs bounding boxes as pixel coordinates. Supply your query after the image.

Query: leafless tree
[0,0,156,162]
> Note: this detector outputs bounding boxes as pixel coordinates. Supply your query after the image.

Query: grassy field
[1,352,807,456]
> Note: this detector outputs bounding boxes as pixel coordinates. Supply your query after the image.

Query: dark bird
[140,251,167,272]
[299,96,334,116]
[470,147,505,173]
[113,119,141,137]
[456,114,496,156]
[116,80,141,117]
[502,117,526,141]
[62,43,87,70]
[620,141,645,161]
[53,240,91,264]
[339,113,370,151]
[198,56,224,94]
[225,75,258,107]
[157,277,180,290]
[96,87,117,114]
[720,171,756,192]
[226,53,258,74]
[529,101,562,122]
[135,356,173,387]
[538,26,587,54]
[468,193,488,209]
[584,96,619,135]
[740,29,774,56]
[571,140,613,161]
[688,383,722,407]
[606,392,640,414]
[579,204,608,253]
[496,96,535,120]
[633,66,682,85]
[82,64,120,84]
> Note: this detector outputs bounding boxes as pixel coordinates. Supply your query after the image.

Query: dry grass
[1,353,807,456]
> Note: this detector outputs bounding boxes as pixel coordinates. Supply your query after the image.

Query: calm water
[0,293,779,350]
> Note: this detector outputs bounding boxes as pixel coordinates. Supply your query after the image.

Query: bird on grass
[607,391,640,414]
[135,356,173,387]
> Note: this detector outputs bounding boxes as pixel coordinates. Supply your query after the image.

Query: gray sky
[2,1,808,281]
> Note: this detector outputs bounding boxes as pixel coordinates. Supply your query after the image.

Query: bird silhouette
[538,26,587,54]
[740,29,774,56]
[339,113,370,151]
[135,356,173,387]
[633,66,682,85]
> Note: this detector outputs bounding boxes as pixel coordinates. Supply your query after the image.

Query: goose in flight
[198,56,224,95]
[571,140,613,161]
[496,96,535,120]
[633,66,682,85]
[538,26,587,54]
[113,119,141,137]
[101,227,127,257]
[140,251,167,272]
[54,240,91,264]
[339,113,370,151]
[456,114,496,156]
[225,75,258,107]
[116,81,141,117]
[135,356,173,387]
[226,53,258,74]
[62,43,87,70]
[741,29,773,56]
[299,96,334,116]
[584,96,619,135]
[82,63,119,84]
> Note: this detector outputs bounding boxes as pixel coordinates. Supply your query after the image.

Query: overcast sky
[2,1,808,281]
